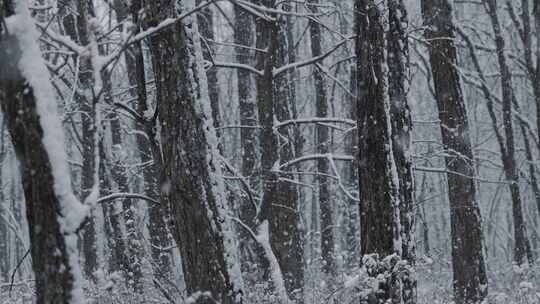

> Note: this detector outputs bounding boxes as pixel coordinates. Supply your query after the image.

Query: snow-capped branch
[212,61,264,76]
[274,117,355,129]
[36,22,85,54]
[278,153,354,170]
[96,193,159,205]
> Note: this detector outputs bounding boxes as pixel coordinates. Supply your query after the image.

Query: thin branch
[96,193,159,205]
[273,38,349,76]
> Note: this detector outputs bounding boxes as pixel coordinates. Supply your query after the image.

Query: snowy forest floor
[2,262,540,303]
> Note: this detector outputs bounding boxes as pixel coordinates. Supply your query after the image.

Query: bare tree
[59,0,98,280]
[254,0,304,300]
[0,1,82,302]
[355,0,416,302]
[421,0,488,302]
[144,1,240,302]
[309,0,335,286]
[483,0,533,266]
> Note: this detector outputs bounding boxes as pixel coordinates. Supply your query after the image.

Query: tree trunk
[483,0,533,266]
[121,0,173,279]
[274,5,304,301]
[308,0,335,286]
[59,0,98,280]
[421,0,488,302]
[255,1,304,300]
[145,1,239,303]
[233,2,261,280]
[387,1,416,302]
[355,1,416,303]
[198,3,221,129]
[0,2,77,302]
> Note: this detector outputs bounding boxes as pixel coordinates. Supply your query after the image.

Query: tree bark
[308,0,335,285]
[198,3,221,129]
[421,0,488,302]
[355,0,417,302]
[0,2,76,302]
[387,1,416,302]
[145,1,239,303]
[59,0,98,280]
[233,2,261,279]
[119,0,173,280]
[254,1,304,300]
[483,0,534,266]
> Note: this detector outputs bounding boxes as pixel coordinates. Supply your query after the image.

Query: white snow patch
[6,3,87,303]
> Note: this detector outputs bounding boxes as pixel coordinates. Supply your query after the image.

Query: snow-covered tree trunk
[145,1,241,302]
[273,7,304,302]
[59,0,99,281]
[198,2,221,129]
[123,0,174,280]
[355,0,416,302]
[0,1,85,302]
[387,1,416,302]
[421,0,488,302]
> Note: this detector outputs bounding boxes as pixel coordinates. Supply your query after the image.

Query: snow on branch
[96,193,159,205]
[278,153,354,170]
[7,2,87,301]
[274,117,355,129]
[36,22,85,54]
[212,61,264,76]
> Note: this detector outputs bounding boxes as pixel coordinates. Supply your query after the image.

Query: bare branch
[273,38,349,76]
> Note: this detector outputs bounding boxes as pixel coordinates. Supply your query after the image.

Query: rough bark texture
[126,0,173,279]
[483,0,533,266]
[421,0,488,302]
[111,0,152,290]
[0,2,75,302]
[274,7,304,302]
[233,2,260,278]
[356,0,394,258]
[387,1,416,302]
[255,0,304,300]
[145,1,237,303]
[355,0,416,302]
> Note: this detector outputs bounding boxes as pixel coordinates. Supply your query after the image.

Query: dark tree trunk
[274,7,304,302]
[345,64,359,270]
[255,1,303,301]
[0,148,6,282]
[387,1,416,302]
[0,2,76,302]
[59,0,98,280]
[355,0,416,302]
[233,2,260,279]
[109,0,151,290]
[421,0,488,303]
[308,0,335,285]
[145,1,239,303]
[97,67,130,282]
[483,0,533,266]
[121,0,173,279]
